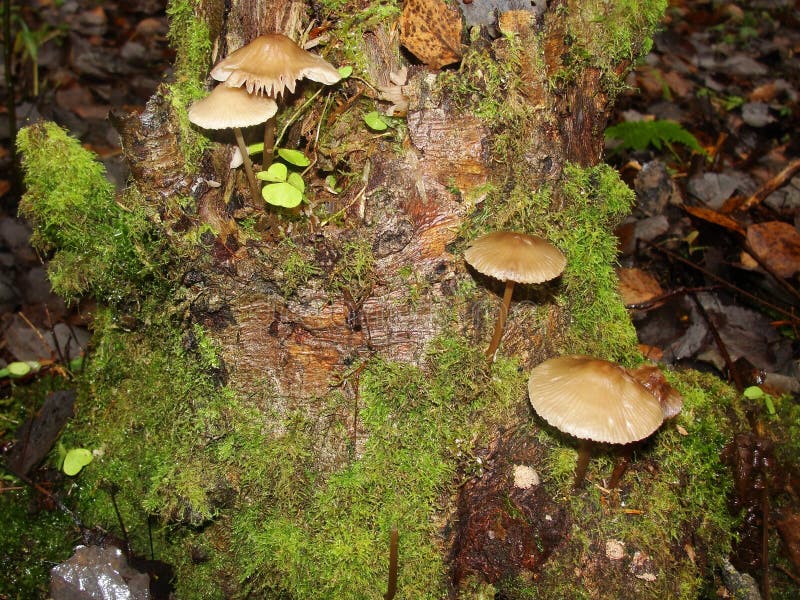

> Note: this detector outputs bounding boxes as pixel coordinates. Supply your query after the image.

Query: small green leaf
[743,386,764,400]
[364,111,388,131]
[324,174,342,194]
[262,182,303,208]
[277,148,311,167]
[257,162,288,182]
[338,65,353,78]
[764,395,776,415]
[7,361,31,378]
[246,142,265,156]
[287,172,305,192]
[63,448,93,476]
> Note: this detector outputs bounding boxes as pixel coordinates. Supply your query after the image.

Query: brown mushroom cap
[528,355,665,444]
[211,33,342,97]
[188,84,278,130]
[464,231,566,284]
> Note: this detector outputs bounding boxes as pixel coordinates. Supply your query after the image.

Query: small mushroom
[188,84,277,206]
[464,231,566,361]
[210,33,341,168]
[527,355,680,489]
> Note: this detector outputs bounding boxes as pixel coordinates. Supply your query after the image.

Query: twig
[740,157,800,210]
[689,292,743,392]
[384,525,398,600]
[643,240,800,325]
[624,286,720,310]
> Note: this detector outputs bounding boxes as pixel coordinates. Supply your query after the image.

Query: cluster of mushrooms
[187,34,342,207]
[464,231,683,489]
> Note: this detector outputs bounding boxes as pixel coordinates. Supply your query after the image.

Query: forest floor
[0,0,799,597]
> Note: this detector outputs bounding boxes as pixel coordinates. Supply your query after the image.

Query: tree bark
[100,0,667,593]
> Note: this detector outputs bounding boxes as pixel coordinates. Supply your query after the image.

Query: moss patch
[16,122,171,304]
[550,163,638,360]
[166,0,213,169]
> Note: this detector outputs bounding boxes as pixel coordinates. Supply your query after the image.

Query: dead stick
[689,293,743,392]
[384,525,398,600]
[740,157,800,210]
[643,240,800,325]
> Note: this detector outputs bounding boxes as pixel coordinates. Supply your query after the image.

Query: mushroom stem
[262,115,276,169]
[233,126,263,208]
[608,445,634,489]
[573,439,592,490]
[486,279,515,361]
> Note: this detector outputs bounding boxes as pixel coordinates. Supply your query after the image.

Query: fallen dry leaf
[399,0,463,70]
[617,267,664,306]
[746,221,800,278]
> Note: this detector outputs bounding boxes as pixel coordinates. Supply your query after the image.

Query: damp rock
[50,545,150,600]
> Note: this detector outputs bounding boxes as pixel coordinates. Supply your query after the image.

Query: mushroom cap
[528,355,665,444]
[211,33,342,97]
[464,231,566,284]
[188,85,278,130]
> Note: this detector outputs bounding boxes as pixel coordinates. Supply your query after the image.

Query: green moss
[166,0,213,169]
[327,238,375,297]
[0,488,76,598]
[440,39,531,127]
[275,238,322,296]
[322,0,402,77]
[16,122,171,303]
[550,163,638,359]
[557,0,668,90]
[231,335,525,598]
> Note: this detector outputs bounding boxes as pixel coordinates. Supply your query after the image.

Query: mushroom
[210,33,341,169]
[188,84,277,206]
[527,355,681,489]
[464,231,566,361]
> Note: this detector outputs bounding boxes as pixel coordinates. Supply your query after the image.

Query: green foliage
[605,120,706,155]
[61,447,93,476]
[551,163,639,359]
[16,122,170,303]
[363,111,389,131]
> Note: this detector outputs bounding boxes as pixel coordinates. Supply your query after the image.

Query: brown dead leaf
[0,180,9,198]
[399,0,462,70]
[498,10,534,37]
[746,221,800,278]
[617,267,664,306]
[662,70,694,98]
[683,204,746,235]
[750,82,779,103]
